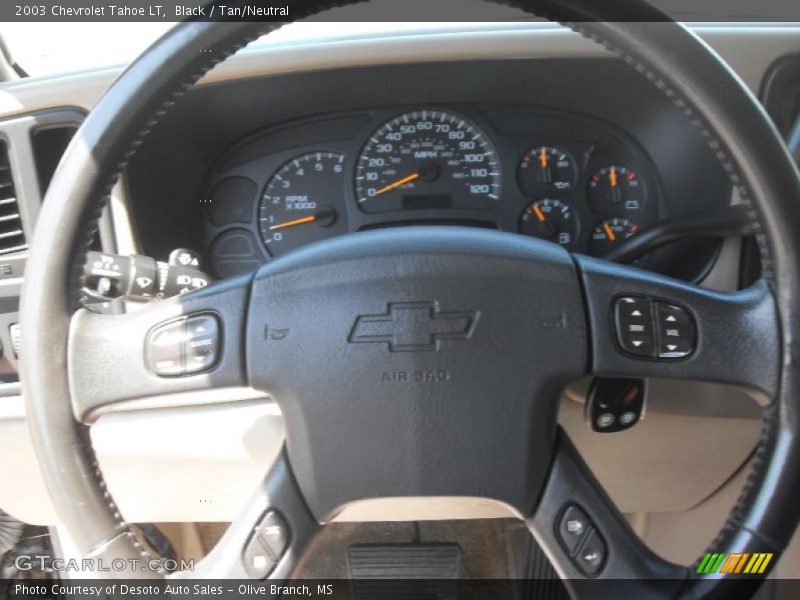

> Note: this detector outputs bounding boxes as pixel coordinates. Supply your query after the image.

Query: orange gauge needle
[609,166,618,188]
[269,214,317,231]
[375,171,420,195]
[533,204,546,222]
[539,148,549,168]
[603,222,617,242]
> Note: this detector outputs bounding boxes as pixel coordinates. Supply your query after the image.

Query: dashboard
[117,58,733,284]
[110,58,736,285]
[0,22,798,537]
[202,105,663,278]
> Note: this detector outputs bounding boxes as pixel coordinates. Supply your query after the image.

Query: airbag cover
[247,227,587,520]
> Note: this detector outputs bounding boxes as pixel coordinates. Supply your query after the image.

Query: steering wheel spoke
[576,255,779,398]
[172,448,320,583]
[528,430,687,598]
[68,274,252,423]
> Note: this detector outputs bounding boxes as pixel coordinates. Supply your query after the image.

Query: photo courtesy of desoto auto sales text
[0,0,800,598]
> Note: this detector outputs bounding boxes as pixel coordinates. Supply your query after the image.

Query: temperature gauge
[590,217,639,256]
[518,146,577,194]
[588,166,646,213]
[519,199,580,250]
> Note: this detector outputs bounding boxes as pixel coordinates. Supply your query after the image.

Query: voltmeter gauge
[588,166,646,213]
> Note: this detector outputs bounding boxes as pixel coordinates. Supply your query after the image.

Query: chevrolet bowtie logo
[349,301,479,352]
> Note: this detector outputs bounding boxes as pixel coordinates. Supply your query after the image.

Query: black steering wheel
[19,1,800,597]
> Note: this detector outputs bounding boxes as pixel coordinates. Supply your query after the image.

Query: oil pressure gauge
[517,146,577,194]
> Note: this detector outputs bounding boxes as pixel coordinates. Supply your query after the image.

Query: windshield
[1,19,796,79]
[0,18,541,78]
[1,23,173,76]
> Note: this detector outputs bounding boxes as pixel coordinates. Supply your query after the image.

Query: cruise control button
[146,319,185,376]
[614,297,654,357]
[184,314,220,374]
[558,505,591,553]
[577,529,607,575]
[655,303,695,359]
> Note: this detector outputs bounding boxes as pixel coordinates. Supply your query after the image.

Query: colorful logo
[696,552,773,575]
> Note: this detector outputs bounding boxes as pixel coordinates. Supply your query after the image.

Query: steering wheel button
[577,529,607,575]
[9,323,20,358]
[184,314,220,374]
[146,319,186,376]
[655,303,695,359]
[242,534,276,580]
[558,505,591,553]
[614,297,655,357]
[255,511,289,560]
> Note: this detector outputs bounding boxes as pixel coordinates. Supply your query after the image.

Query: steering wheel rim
[19,2,800,597]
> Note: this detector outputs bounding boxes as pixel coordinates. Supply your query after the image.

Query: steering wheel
[19,0,800,597]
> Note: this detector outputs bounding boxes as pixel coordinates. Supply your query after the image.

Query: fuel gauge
[519,199,580,250]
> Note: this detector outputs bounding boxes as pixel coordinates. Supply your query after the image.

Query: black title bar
[5,0,800,22]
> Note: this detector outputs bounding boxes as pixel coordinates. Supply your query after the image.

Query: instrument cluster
[204,107,662,278]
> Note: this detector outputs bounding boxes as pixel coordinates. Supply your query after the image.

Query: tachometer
[259,152,347,257]
[354,110,501,213]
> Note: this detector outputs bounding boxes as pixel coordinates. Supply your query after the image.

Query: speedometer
[354,110,502,213]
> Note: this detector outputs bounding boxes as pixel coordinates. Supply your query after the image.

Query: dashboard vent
[0,142,26,255]
[31,124,77,196]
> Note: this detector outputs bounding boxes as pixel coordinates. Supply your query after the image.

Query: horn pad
[247,227,587,520]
